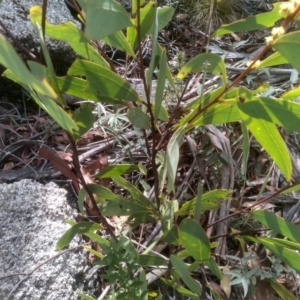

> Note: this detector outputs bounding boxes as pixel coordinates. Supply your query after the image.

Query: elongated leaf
[137,254,168,266]
[206,258,223,280]
[281,183,300,194]
[238,102,292,181]
[178,99,240,129]
[68,59,141,102]
[241,121,249,178]
[251,210,300,243]
[161,224,180,245]
[179,219,210,262]
[82,232,110,247]
[186,87,224,110]
[176,190,232,216]
[95,164,139,178]
[56,222,102,250]
[78,184,122,215]
[259,52,288,69]
[245,236,300,272]
[166,126,185,193]
[269,238,300,251]
[30,6,108,67]
[127,107,151,129]
[213,3,282,37]
[194,183,203,222]
[177,53,227,85]
[56,75,127,105]
[160,278,199,300]
[127,1,157,50]
[0,35,56,98]
[238,97,300,132]
[112,175,150,202]
[103,30,135,57]
[77,292,96,300]
[102,196,156,216]
[267,278,298,300]
[83,0,133,40]
[282,85,300,100]
[32,92,79,134]
[274,31,300,73]
[154,49,167,122]
[155,6,174,32]
[72,103,95,139]
[170,255,202,295]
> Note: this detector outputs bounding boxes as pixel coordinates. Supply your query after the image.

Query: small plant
[1,0,300,299]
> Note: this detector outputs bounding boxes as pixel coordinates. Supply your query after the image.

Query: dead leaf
[221,265,231,299]
[3,161,14,171]
[209,281,229,300]
[39,147,79,192]
[57,151,73,163]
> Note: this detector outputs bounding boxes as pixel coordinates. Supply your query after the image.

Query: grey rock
[0,179,88,300]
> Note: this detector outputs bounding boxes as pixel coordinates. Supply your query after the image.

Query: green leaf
[31,92,79,135]
[68,59,141,102]
[238,101,292,181]
[161,224,180,245]
[113,175,153,203]
[77,292,96,300]
[0,35,56,98]
[282,85,300,101]
[205,258,223,280]
[101,176,157,216]
[179,99,240,128]
[176,190,232,216]
[72,103,95,139]
[127,107,151,129]
[160,278,199,300]
[238,97,300,132]
[155,6,174,32]
[213,3,282,37]
[166,126,185,193]
[127,1,157,50]
[251,210,300,243]
[56,75,127,105]
[267,278,298,300]
[137,254,168,266]
[56,222,102,250]
[82,232,110,247]
[259,52,288,68]
[245,236,300,272]
[84,0,133,40]
[95,164,139,178]
[179,218,210,262]
[270,238,300,251]
[78,184,122,215]
[194,183,203,222]
[274,31,300,73]
[177,53,227,85]
[170,255,202,296]
[241,121,249,178]
[30,5,108,67]
[154,49,167,122]
[103,30,135,57]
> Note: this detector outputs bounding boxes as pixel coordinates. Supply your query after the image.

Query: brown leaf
[57,151,73,163]
[39,147,79,192]
[209,281,229,300]
[85,154,108,175]
[3,161,14,171]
